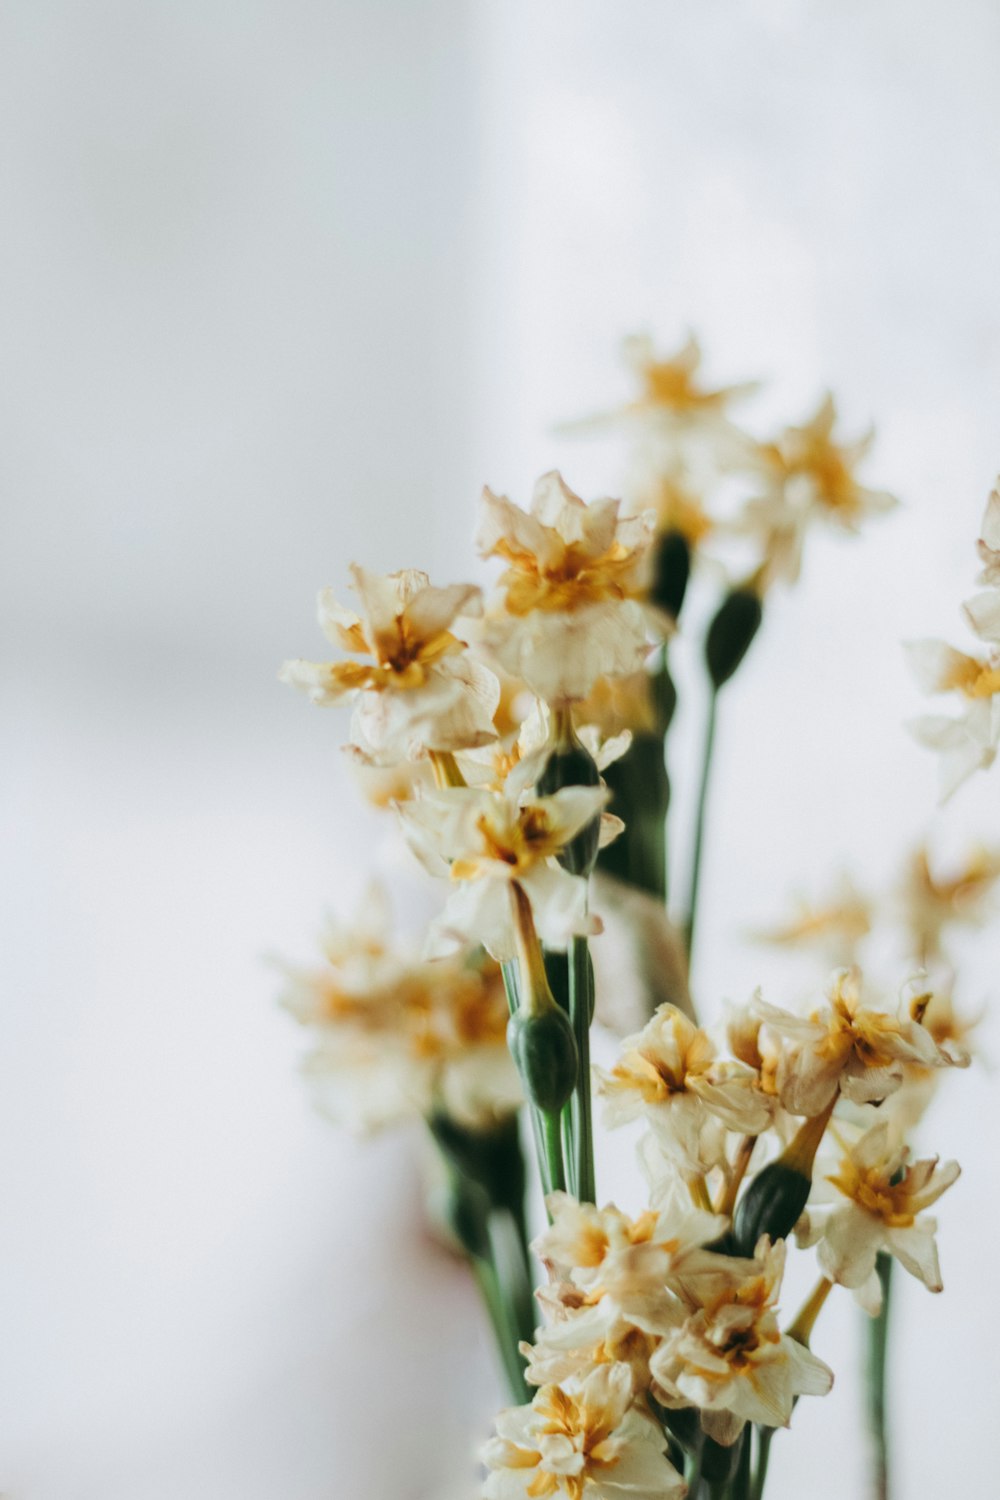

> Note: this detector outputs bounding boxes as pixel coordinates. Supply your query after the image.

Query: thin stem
[750,1427,773,1500]
[717,1134,756,1216]
[471,1254,530,1403]
[867,1252,893,1500]
[567,935,596,1203]
[786,1276,833,1347]
[684,685,718,964]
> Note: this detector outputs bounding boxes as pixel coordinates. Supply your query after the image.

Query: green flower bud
[507,1004,578,1114]
[650,527,691,620]
[705,586,763,689]
[731,1160,812,1257]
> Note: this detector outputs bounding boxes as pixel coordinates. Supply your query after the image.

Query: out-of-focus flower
[897,843,1000,965]
[737,396,896,585]
[752,875,873,968]
[280,566,499,762]
[753,969,959,1116]
[476,473,665,704]
[905,638,1000,798]
[623,333,759,422]
[277,888,519,1133]
[481,1363,685,1500]
[649,1238,833,1446]
[397,782,610,960]
[798,1121,959,1308]
[595,1005,772,1175]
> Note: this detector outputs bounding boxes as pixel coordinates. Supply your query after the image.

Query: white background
[3,3,999,1496]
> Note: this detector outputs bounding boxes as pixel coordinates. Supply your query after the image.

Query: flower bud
[507,1005,578,1114]
[705,586,763,689]
[650,528,692,620]
[730,1101,834,1256]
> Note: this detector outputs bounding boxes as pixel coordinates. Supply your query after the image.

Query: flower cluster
[907,478,1000,797]
[480,965,964,1493]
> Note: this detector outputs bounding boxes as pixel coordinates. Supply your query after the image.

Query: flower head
[481,1364,684,1500]
[906,638,1000,798]
[649,1238,833,1446]
[739,395,896,585]
[976,476,1000,586]
[280,565,499,761]
[798,1121,960,1307]
[476,473,664,704]
[398,781,608,960]
[753,969,957,1116]
[276,887,519,1133]
[595,1005,772,1175]
[753,875,872,968]
[897,843,1000,965]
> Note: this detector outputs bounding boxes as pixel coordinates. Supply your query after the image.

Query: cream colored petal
[402,580,483,641]
[963,590,1000,645]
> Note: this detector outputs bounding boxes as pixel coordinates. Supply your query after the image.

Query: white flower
[533,1191,727,1332]
[798,1121,960,1307]
[896,843,1000,966]
[752,874,872,968]
[906,638,1000,798]
[595,1005,772,1175]
[476,473,665,704]
[481,1363,685,1500]
[397,782,607,960]
[280,565,500,762]
[275,888,520,1133]
[649,1238,833,1446]
[754,969,961,1116]
[737,395,896,585]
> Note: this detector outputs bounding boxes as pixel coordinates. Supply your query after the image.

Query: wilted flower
[276,887,519,1133]
[976,476,1000,586]
[476,473,664,704]
[738,395,896,585]
[753,969,959,1116]
[906,638,1000,798]
[280,565,500,762]
[595,1005,772,1175]
[649,1238,833,1446]
[753,875,872,968]
[397,782,610,960]
[481,1363,685,1500]
[798,1121,960,1309]
[897,843,1000,965]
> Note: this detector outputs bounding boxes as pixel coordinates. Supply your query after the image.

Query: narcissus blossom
[752,969,960,1116]
[481,1363,685,1500]
[275,887,520,1133]
[738,395,896,585]
[753,874,873,968]
[798,1122,960,1308]
[649,1238,833,1446]
[280,565,500,762]
[397,782,610,960]
[897,843,1000,965]
[905,638,1000,798]
[476,473,665,704]
[596,1005,773,1174]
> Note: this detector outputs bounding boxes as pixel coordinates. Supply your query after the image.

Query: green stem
[567,935,596,1203]
[684,683,718,964]
[750,1427,773,1500]
[471,1253,530,1402]
[731,1427,752,1499]
[867,1252,893,1499]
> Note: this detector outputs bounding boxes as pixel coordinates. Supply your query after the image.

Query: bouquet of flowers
[274,335,994,1498]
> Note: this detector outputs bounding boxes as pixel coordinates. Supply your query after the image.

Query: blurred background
[3,2,999,1495]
